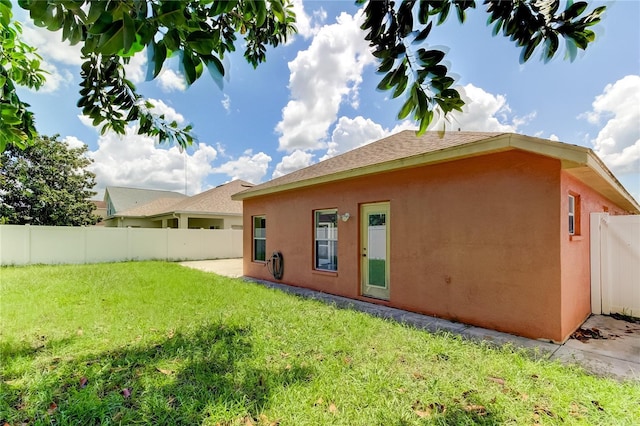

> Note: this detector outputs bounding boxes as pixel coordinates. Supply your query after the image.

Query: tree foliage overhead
[358,0,606,133]
[1,0,605,151]
[0,0,46,151]
[6,0,297,150]
[0,135,99,226]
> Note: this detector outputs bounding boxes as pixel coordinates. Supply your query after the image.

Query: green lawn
[1,262,638,425]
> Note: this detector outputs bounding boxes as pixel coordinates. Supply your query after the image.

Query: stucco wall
[559,171,627,339]
[243,150,568,341]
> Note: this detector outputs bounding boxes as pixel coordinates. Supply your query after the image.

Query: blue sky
[16,1,640,201]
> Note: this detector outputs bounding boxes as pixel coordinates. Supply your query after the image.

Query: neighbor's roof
[115,180,254,218]
[156,179,252,216]
[115,197,188,217]
[232,130,639,213]
[105,186,186,214]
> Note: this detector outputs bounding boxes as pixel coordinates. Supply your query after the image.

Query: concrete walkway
[180,258,640,382]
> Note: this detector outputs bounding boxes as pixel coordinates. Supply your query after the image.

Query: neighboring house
[91,200,107,225]
[104,180,253,229]
[232,131,640,343]
[104,186,187,225]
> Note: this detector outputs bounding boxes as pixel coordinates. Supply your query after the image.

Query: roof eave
[232,133,639,213]
[165,211,243,217]
[579,153,639,213]
[233,134,525,200]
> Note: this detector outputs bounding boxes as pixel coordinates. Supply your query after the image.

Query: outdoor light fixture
[339,212,351,222]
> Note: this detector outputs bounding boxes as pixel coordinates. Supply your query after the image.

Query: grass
[1,262,639,425]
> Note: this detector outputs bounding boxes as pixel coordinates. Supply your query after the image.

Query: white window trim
[314,209,338,272]
[568,194,575,235]
[253,215,266,262]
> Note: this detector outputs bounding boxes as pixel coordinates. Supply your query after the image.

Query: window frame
[314,209,338,272]
[252,215,266,262]
[568,193,581,236]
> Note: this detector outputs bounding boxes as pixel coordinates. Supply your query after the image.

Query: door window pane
[368,212,386,287]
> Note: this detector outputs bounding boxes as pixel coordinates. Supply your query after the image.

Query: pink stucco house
[232,131,639,342]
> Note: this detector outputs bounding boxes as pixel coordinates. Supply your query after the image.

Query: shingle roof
[233,130,504,198]
[157,179,253,215]
[232,130,639,213]
[105,186,186,214]
[116,197,187,217]
[115,180,253,218]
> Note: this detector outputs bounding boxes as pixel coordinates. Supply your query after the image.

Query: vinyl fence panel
[0,225,242,265]
[591,213,640,316]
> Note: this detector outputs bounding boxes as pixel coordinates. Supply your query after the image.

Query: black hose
[267,251,284,280]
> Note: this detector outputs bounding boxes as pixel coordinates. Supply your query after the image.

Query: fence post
[127,227,132,261]
[83,226,88,264]
[590,213,606,314]
[27,224,32,265]
[166,227,170,261]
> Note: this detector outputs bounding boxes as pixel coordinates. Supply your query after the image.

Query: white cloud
[272,150,314,178]
[124,52,148,84]
[62,135,86,149]
[222,94,231,113]
[147,99,185,124]
[275,11,375,152]
[270,117,415,177]
[19,22,78,93]
[583,75,640,175]
[157,69,187,92]
[549,134,560,141]
[80,100,213,197]
[89,128,217,197]
[319,117,416,161]
[77,114,95,129]
[21,22,84,66]
[431,84,534,132]
[290,0,325,39]
[320,116,387,160]
[79,98,184,130]
[213,150,272,183]
[273,80,532,173]
[37,61,74,93]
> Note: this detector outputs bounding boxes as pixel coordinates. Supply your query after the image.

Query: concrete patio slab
[180,258,243,277]
[551,347,640,381]
[551,315,640,380]
[179,258,640,381]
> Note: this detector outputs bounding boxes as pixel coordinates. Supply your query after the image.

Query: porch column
[178,214,188,229]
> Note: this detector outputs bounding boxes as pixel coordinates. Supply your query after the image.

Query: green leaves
[2,0,606,152]
[362,1,470,135]
[186,31,216,55]
[145,40,167,81]
[360,0,605,135]
[0,135,99,226]
[6,0,297,151]
[1,0,46,151]
[485,0,605,64]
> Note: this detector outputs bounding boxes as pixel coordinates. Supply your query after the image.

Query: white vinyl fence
[590,213,640,316]
[0,225,242,266]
